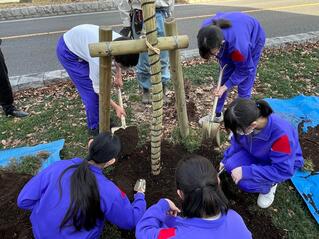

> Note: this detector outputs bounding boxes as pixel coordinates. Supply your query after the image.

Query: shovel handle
[210,64,227,122]
[117,88,126,128]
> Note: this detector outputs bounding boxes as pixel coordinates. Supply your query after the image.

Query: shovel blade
[114,126,139,157]
[111,126,123,134]
[201,122,221,147]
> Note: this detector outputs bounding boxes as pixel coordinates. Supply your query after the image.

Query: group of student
[17,9,304,239]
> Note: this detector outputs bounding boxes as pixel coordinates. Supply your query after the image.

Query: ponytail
[211,19,232,29]
[59,160,103,231]
[256,99,273,117]
[201,183,229,216]
[176,155,229,218]
[59,133,121,231]
[58,133,120,231]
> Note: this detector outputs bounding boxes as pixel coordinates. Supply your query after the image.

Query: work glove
[134,179,146,193]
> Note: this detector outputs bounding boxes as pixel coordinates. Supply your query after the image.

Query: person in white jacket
[56,24,139,136]
[115,0,175,104]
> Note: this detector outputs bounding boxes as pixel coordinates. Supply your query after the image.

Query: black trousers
[0,47,14,110]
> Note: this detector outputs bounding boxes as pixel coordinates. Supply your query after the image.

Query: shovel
[111,88,138,157]
[201,64,227,146]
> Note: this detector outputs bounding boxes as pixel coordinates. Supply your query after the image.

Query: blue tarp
[264,95,319,132]
[0,139,64,172]
[291,171,319,224]
[265,95,319,224]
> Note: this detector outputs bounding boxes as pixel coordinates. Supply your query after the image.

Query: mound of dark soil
[109,140,286,239]
[1,124,318,238]
[0,171,33,239]
[115,125,139,157]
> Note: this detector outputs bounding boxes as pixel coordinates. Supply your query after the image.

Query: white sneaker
[198,114,223,126]
[257,184,278,209]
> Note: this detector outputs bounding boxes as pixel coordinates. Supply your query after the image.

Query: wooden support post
[89,35,189,56]
[165,17,190,139]
[141,0,163,175]
[99,27,113,133]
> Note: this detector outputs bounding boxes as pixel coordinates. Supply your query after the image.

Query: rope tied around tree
[141,0,163,175]
[145,39,160,55]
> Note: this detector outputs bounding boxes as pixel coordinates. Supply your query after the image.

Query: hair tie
[202,182,217,191]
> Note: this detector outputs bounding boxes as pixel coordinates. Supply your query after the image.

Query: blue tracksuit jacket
[222,114,304,193]
[201,12,266,113]
[136,199,252,239]
[17,158,146,239]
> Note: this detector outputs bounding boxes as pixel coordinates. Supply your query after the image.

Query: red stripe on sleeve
[158,228,176,239]
[271,135,291,154]
[117,187,126,198]
[231,50,245,62]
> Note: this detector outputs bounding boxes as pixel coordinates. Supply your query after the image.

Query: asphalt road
[0,0,319,76]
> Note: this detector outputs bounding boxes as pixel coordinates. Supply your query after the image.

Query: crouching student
[17,133,146,238]
[221,98,304,208]
[136,155,252,239]
[56,24,139,136]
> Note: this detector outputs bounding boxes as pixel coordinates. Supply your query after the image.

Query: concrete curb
[0,0,115,21]
[10,31,319,92]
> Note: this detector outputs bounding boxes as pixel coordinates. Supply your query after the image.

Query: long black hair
[58,132,121,231]
[197,19,232,59]
[113,36,139,67]
[176,155,229,218]
[224,98,273,135]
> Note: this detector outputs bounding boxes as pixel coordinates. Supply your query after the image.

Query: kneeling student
[136,155,251,239]
[221,98,304,208]
[18,133,146,238]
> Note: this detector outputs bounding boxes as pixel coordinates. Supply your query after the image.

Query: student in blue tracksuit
[17,133,146,239]
[56,24,139,136]
[136,155,252,239]
[197,12,266,125]
[221,98,304,208]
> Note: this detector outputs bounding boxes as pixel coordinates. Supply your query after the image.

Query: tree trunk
[141,0,163,175]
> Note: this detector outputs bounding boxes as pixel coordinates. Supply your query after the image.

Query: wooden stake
[99,27,112,133]
[142,0,163,175]
[89,35,189,57]
[165,17,190,139]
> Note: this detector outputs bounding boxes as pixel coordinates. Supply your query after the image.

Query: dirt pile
[1,124,318,238]
[0,171,33,239]
[109,141,286,239]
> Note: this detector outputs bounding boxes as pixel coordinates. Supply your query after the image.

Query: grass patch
[184,62,219,85]
[170,127,201,153]
[257,47,319,98]
[270,181,319,239]
[2,151,49,175]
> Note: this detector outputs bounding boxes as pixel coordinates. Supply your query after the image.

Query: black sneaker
[3,105,28,118]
